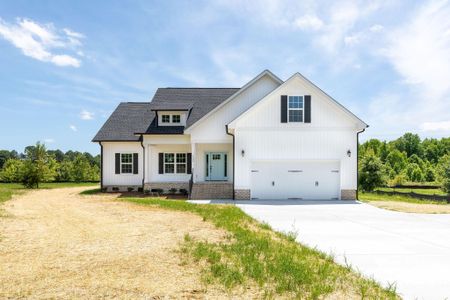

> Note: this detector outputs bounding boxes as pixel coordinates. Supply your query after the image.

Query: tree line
[358,133,450,192]
[0,142,100,187]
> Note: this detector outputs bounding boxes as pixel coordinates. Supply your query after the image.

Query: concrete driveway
[191,200,450,299]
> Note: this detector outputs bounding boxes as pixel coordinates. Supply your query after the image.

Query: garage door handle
[272,181,275,186]
[315,181,319,186]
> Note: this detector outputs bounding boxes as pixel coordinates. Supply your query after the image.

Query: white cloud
[80,110,94,120]
[384,0,450,99]
[344,33,362,46]
[369,24,384,32]
[293,15,324,31]
[69,125,77,132]
[43,138,55,143]
[421,121,450,132]
[0,17,84,67]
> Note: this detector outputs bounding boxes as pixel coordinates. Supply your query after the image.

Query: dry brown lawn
[0,187,259,299]
[368,200,450,214]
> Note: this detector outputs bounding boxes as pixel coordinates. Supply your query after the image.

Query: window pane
[288,96,304,108]
[164,153,174,163]
[176,163,186,173]
[121,163,132,173]
[121,153,132,163]
[165,163,174,173]
[212,154,221,160]
[176,153,186,163]
[289,110,303,122]
[172,115,181,123]
[162,115,170,123]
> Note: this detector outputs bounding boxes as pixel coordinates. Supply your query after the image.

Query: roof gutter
[356,126,368,200]
[225,125,235,200]
[99,142,104,191]
[140,135,145,191]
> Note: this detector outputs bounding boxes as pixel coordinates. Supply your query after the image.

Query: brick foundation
[104,185,142,192]
[341,189,356,200]
[190,182,233,199]
[144,182,189,193]
[234,189,251,200]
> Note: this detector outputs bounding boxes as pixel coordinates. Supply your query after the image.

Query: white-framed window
[161,115,170,123]
[164,152,187,174]
[172,115,181,123]
[288,96,304,122]
[121,153,133,174]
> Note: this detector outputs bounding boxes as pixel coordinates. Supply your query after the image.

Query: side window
[164,153,174,173]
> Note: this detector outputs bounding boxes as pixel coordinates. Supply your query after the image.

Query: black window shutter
[187,153,192,174]
[133,153,138,174]
[158,153,164,174]
[304,95,311,123]
[281,95,287,123]
[115,153,120,174]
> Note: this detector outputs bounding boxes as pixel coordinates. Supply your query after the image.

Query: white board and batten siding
[229,74,365,199]
[188,74,281,143]
[102,142,144,186]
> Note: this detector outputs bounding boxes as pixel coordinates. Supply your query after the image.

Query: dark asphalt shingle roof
[92,88,239,142]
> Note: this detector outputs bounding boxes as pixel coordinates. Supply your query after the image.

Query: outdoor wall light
[347,149,351,157]
[241,149,245,157]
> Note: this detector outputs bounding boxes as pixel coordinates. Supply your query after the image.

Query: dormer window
[172,115,181,123]
[162,115,171,123]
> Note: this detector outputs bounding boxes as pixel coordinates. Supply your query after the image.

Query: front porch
[142,136,233,198]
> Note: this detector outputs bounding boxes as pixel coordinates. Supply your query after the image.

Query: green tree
[437,155,450,193]
[385,149,407,175]
[21,142,58,188]
[406,163,424,182]
[0,159,24,182]
[394,133,422,157]
[359,151,386,191]
[56,160,74,181]
[72,154,91,182]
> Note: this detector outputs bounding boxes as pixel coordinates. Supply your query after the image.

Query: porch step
[190,182,233,200]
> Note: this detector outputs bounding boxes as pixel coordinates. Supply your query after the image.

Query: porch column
[191,143,196,183]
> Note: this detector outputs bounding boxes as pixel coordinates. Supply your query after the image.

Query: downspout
[225,125,235,200]
[99,142,103,191]
[356,126,368,200]
[140,135,145,192]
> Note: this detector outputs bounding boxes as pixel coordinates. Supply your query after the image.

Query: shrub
[127,187,134,192]
[169,188,177,194]
[0,159,24,182]
[112,187,119,191]
[179,188,188,195]
[388,174,406,187]
[138,187,143,193]
[359,151,386,192]
[151,188,163,194]
[144,189,151,194]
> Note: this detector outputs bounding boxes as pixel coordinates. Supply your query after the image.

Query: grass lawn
[0,182,98,204]
[359,192,450,214]
[119,196,398,299]
[375,187,447,196]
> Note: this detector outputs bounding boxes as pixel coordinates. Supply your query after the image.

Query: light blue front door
[206,152,227,181]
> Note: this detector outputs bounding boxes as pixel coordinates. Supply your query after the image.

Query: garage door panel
[250,161,340,200]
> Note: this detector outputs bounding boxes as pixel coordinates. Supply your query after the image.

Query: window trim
[120,153,134,174]
[287,95,304,123]
[163,152,187,174]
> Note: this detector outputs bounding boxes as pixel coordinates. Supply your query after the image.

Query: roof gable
[228,72,368,129]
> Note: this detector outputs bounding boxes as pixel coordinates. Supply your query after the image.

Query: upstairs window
[288,96,304,122]
[172,115,181,123]
[162,115,170,123]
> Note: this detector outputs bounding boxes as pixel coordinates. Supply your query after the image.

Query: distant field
[376,187,447,196]
[0,182,98,203]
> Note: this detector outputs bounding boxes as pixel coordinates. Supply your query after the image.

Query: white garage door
[250,161,340,200]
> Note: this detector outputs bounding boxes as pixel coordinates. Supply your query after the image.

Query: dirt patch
[0,187,257,299]
[368,200,450,214]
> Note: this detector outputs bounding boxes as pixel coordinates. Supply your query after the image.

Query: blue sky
[1,0,450,155]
